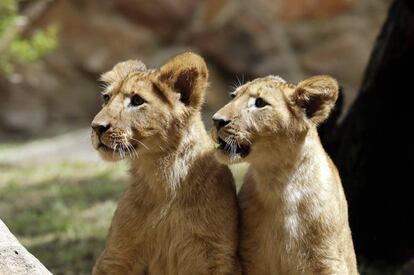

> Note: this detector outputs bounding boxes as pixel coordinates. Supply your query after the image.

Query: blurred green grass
[0,156,403,274]
[0,160,127,274]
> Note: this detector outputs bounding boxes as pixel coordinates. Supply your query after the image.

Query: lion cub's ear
[290,75,339,125]
[159,52,208,108]
[100,60,147,84]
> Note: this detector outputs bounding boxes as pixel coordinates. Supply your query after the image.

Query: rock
[114,0,198,40]
[0,219,51,275]
[188,1,304,81]
[0,0,391,139]
[301,31,372,108]
[34,0,157,74]
[187,0,387,88]
[257,0,356,21]
[285,0,390,107]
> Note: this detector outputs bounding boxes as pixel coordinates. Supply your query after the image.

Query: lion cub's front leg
[92,226,147,275]
[92,188,148,275]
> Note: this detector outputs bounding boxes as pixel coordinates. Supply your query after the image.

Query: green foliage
[0,0,18,33]
[0,0,57,76]
[9,26,58,64]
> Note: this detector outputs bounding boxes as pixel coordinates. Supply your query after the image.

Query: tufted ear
[290,75,339,125]
[159,52,208,108]
[100,60,146,84]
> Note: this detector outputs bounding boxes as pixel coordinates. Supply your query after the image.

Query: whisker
[229,83,238,92]
[130,137,149,150]
[231,139,237,156]
[244,137,252,145]
[236,75,241,87]
[224,136,232,152]
[127,143,138,159]
[116,142,125,159]
[124,142,132,159]
[224,136,236,156]
[112,142,117,158]
[129,144,139,159]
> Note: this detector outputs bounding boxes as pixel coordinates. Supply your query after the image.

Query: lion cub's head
[211,75,338,164]
[91,52,208,161]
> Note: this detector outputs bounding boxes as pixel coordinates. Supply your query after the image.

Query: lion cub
[91,52,239,274]
[211,75,358,274]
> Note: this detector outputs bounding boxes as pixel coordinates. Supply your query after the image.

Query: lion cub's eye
[255,97,269,108]
[230,93,236,99]
[130,95,145,107]
[102,94,110,105]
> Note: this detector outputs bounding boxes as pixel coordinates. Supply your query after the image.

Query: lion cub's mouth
[216,137,250,158]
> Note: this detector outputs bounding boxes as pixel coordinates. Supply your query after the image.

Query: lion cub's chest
[135,200,185,246]
[241,171,324,274]
[128,191,206,272]
[241,200,304,274]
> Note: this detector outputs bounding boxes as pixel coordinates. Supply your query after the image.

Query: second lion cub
[211,75,358,274]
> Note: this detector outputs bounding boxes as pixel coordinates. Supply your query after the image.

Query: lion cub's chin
[213,148,247,165]
[212,137,251,164]
[96,147,124,162]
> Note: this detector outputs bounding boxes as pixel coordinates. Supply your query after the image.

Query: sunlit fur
[91,53,240,275]
[212,75,358,274]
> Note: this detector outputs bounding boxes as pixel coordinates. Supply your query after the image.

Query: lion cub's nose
[212,117,230,130]
[92,123,111,136]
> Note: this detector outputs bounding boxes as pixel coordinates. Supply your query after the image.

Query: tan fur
[211,75,358,274]
[91,52,240,275]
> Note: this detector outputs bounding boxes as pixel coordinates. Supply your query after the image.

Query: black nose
[212,118,230,130]
[92,123,110,135]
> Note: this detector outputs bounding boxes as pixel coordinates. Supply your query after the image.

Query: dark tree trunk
[321,0,414,265]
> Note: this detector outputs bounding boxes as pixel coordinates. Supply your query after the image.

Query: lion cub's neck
[130,115,210,199]
[251,128,333,209]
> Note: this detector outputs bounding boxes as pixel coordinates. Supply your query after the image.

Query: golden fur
[211,75,358,274]
[91,52,240,274]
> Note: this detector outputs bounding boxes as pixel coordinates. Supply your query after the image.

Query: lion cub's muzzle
[91,122,113,150]
[211,117,250,158]
[92,122,111,137]
[91,122,138,155]
[213,118,230,131]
